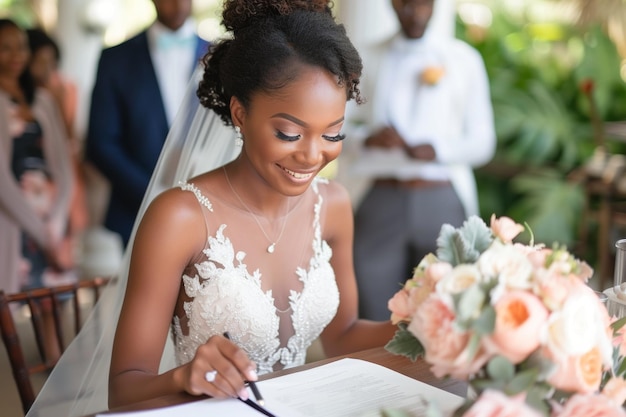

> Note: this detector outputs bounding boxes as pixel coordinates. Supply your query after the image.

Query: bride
[27,0,396,415]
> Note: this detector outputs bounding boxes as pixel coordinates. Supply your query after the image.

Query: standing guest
[106,0,397,407]
[86,0,209,246]
[0,18,74,360]
[27,27,89,246]
[345,0,496,320]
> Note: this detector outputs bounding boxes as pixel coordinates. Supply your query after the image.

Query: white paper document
[102,358,464,417]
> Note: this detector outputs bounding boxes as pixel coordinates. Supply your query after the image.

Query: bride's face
[233,65,347,195]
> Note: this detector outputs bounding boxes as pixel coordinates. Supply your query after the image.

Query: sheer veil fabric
[26,67,240,417]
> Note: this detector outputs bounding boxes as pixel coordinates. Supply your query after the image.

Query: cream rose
[478,243,534,294]
[436,264,482,295]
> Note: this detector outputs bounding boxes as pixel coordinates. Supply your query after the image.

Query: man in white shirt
[86,0,209,246]
[345,0,496,320]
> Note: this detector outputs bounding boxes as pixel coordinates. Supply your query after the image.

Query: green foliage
[384,323,424,361]
[457,4,626,260]
[436,216,493,265]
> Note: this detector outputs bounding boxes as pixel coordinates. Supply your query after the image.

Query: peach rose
[552,393,626,417]
[490,214,525,243]
[388,289,411,324]
[462,389,543,417]
[545,346,603,394]
[484,290,548,364]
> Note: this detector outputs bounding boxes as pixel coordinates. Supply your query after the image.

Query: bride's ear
[230,96,246,127]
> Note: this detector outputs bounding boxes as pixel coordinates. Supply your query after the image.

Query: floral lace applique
[172,180,339,374]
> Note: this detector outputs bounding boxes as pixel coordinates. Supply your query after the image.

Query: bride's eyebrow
[271,113,345,128]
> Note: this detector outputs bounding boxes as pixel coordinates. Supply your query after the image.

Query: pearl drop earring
[234,126,243,147]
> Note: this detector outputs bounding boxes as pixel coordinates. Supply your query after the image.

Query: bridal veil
[26,66,240,417]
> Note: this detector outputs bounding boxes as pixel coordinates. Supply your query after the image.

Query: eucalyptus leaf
[487,356,515,382]
[505,368,539,395]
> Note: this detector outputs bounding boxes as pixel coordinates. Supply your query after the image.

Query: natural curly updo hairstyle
[197,0,363,126]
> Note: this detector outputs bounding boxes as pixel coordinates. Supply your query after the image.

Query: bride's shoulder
[316,178,352,212]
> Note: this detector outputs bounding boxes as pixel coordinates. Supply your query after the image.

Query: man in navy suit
[86,0,209,246]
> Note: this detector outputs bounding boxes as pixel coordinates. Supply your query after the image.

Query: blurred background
[2,0,625,289]
[2,0,626,415]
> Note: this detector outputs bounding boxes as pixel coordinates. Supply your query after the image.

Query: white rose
[478,243,534,291]
[543,287,611,360]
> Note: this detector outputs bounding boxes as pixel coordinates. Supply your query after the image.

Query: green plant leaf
[436,216,493,265]
[473,304,496,335]
[505,368,539,395]
[486,355,515,382]
[384,324,424,361]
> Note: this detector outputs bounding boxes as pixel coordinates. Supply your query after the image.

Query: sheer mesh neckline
[172,178,340,374]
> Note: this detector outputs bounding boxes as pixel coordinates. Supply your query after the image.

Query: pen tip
[258,400,265,406]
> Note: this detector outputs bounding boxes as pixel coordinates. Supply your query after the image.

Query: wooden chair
[0,277,111,414]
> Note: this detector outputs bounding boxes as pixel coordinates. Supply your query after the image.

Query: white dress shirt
[342,31,496,215]
[148,19,197,126]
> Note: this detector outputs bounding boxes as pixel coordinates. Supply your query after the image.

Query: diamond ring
[204,370,218,383]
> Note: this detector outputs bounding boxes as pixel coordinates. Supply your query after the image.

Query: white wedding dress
[174,179,339,374]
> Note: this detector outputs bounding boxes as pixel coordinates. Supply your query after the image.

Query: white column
[54,0,114,142]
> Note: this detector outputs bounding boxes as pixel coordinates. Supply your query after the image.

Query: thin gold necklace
[223,167,290,254]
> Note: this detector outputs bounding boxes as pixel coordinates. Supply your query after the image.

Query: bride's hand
[179,334,258,400]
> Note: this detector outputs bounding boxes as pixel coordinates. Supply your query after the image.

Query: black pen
[223,331,265,406]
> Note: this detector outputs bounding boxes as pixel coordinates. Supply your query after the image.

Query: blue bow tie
[157,33,195,50]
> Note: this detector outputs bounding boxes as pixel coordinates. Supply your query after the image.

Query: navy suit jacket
[86,31,209,245]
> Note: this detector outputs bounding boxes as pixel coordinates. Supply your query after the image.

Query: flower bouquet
[386,215,626,416]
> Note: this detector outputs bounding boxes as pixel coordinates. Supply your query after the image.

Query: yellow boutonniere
[420,66,445,86]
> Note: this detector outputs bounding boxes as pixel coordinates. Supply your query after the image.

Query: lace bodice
[172,179,339,375]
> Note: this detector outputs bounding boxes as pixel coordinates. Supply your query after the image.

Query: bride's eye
[323,133,346,142]
[275,130,301,142]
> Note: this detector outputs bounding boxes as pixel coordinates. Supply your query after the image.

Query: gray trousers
[354,183,465,320]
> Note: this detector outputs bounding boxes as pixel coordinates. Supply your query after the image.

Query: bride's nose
[294,137,324,166]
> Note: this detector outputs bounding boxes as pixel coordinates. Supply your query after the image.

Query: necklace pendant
[267,243,276,253]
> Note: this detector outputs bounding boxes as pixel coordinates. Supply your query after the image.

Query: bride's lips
[278,164,315,181]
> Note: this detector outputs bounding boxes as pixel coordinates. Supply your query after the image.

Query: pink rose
[462,390,543,417]
[490,214,525,243]
[535,273,578,311]
[602,377,626,407]
[388,289,411,324]
[552,393,626,417]
[408,294,488,379]
[484,290,548,364]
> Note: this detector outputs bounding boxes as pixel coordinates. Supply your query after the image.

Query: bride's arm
[319,181,397,357]
[108,188,256,408]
